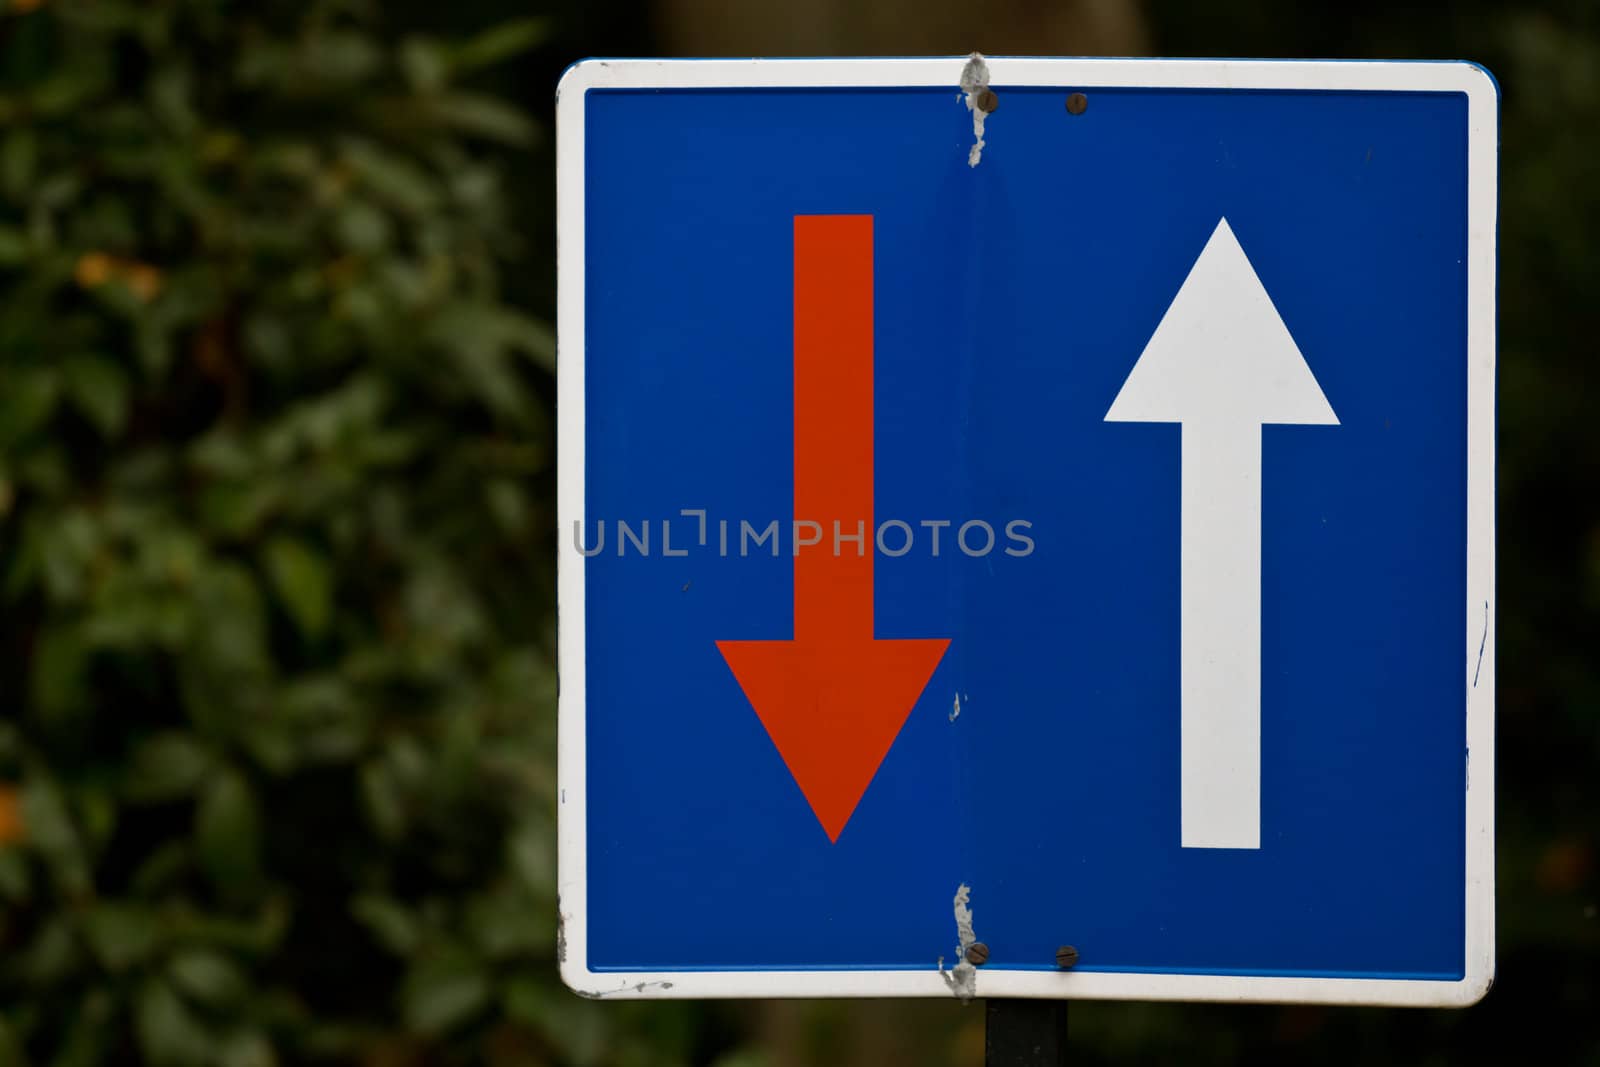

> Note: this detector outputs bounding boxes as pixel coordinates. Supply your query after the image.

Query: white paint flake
[960,53,990,167]
[938,882,979,1001]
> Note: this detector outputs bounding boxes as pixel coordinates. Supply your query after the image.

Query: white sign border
[555,56,1496,1007]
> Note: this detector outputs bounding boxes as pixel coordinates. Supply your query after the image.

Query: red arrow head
[717,636,950,842]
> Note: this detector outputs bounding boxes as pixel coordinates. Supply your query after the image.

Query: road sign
[556,57,1496,1007]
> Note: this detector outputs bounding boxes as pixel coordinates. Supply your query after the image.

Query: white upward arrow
[1106,217,1338,850]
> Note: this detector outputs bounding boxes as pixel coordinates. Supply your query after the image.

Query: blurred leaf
[0,225,27,264]
[126,733,214,803]
[0,1015,29,1067]
[218,1032,277,1067]
[167,948,247,1005]
[450,18,550,74]
[508,817,554,892]
[29,624,89,722]
[263,537,332,640]
[465,884,546,960]
[485,478,532,535]
[402,948,490,1035]
[298,32,381,86]
[0,127,36,199]
[0,368,58,451]
[62,354,130,437]
[428,93,536,145]
[51,996,116,1067]
[358,760,406,840]
[0,847,31,902]
[75,785,117,853]
[82,902,161,972]
[333,201,392,255]
[135,979,213,1067]
[19,779,88,894]
[27,68,107,118]
[399,37,450,93]
[168,897,289,956]
[16,916,80,985]
[33,507,97,603]
[351,894,420,956]
[513,993,611,1066]
[194,770,261,895]
[129,840,190,895]
[710,1052,774,1067]
[343,142,437,215]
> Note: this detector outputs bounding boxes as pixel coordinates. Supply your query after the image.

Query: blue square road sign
[556,57,1497,1006]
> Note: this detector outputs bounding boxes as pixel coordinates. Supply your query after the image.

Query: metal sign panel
[556,57,1496,1006]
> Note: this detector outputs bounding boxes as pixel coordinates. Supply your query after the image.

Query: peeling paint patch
[960,54,990,168]
[1473,600,1488,687]
[938,883,979,1002]
[950,692,962,722]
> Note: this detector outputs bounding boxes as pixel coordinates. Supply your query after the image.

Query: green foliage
[0,1,593,1062]
[3,0,1596,1063]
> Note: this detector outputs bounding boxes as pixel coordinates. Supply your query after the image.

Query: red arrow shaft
[717,216,947,841]
[793,215,875,644]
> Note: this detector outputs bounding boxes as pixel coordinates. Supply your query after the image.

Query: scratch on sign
[1473,600,1488,687]
[579,980,676,999]
[938,882,979,1002]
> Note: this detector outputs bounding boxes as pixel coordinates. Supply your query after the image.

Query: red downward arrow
[718,215,950,843]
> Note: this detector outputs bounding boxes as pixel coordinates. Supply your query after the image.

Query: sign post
[557,56,1496,1011]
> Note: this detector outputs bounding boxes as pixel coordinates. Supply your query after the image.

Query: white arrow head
[1105,218,1339,427]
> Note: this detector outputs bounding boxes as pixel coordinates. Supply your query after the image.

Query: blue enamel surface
[581,82,1469,980]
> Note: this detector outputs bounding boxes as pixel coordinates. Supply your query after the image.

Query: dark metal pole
[985,999,1068,1066]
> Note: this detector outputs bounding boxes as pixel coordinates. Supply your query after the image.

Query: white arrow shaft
[1181,422,1262,850]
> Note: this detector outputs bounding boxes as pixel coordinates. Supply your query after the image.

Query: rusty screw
[965,942,990,966]
[976,89,999,114]
[1055,945,1080,969]
[1065,92,1088,115]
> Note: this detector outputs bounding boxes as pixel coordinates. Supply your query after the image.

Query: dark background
[0,0,1593,1064]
